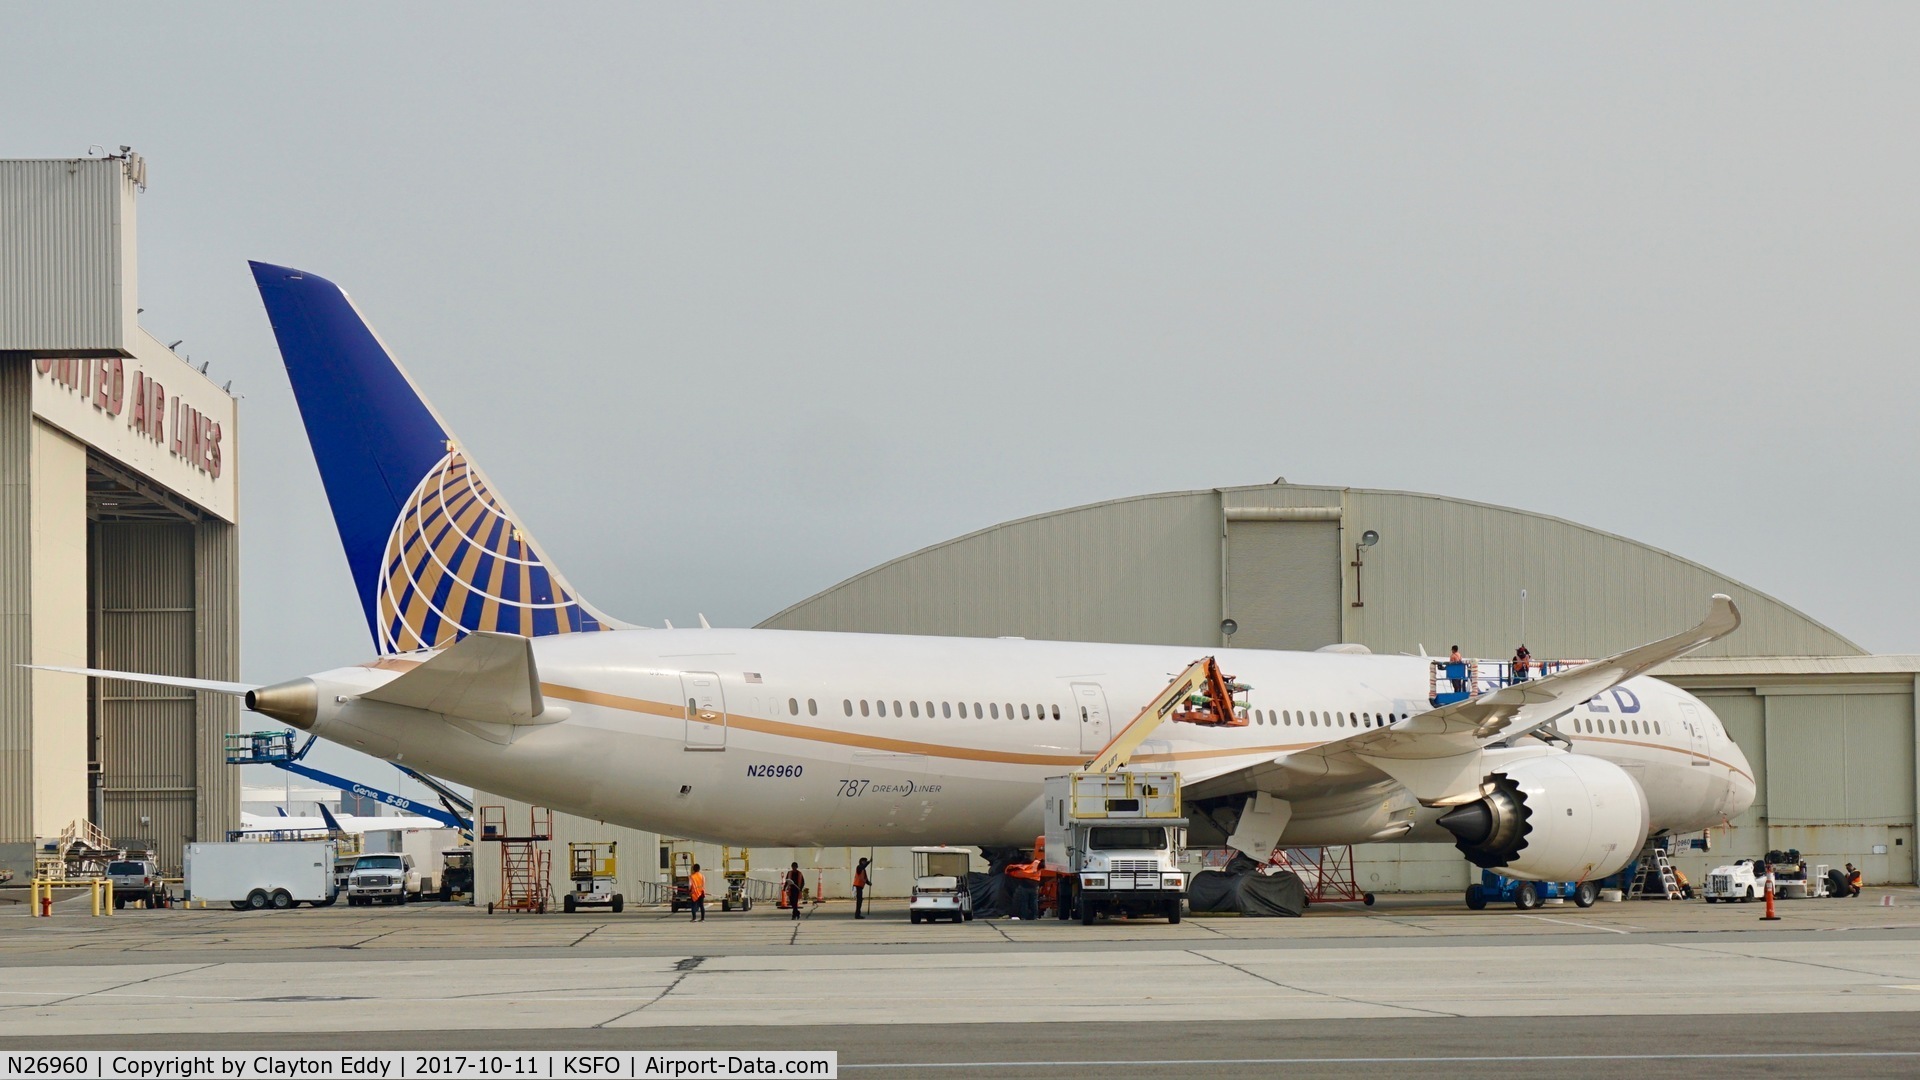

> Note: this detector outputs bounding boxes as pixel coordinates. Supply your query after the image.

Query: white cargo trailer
[186,841,340,910]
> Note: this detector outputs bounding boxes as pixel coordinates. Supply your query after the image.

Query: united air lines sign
[30,335,238,523]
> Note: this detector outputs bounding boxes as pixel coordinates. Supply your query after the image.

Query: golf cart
[909,846,974,924]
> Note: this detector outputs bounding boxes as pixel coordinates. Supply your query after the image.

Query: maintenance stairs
[1628,841,1686,900]
[480,805,553,914]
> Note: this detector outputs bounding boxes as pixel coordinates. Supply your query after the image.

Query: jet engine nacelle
[1437,753,1650,883]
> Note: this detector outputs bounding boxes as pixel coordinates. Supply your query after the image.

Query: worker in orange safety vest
[687,864,706,922]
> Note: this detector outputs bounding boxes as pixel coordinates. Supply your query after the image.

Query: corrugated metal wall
[194,521,240,848]
[1662,677,1917,885]
[765,482,1860,661]
[93,522,197,866]
[1339,488,1861,659]
[1764,691,1915,824]
[1224,521,1341,651]
[760,491,1223,646]
[0,364,31,841]
[0,159,134,354]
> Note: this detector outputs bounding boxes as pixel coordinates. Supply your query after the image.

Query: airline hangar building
[0,154,240,874]
[477,481,1917,906]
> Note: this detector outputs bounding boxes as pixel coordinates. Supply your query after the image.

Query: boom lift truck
[1047,657,1249,925]
[225,731,471,834]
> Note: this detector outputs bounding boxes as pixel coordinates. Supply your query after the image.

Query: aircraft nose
[1727,763,1757,819]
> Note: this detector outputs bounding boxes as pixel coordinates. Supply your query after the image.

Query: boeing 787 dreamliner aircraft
[42,262,1756,885]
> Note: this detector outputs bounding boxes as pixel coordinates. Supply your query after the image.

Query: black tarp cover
[1187,853,1307,917]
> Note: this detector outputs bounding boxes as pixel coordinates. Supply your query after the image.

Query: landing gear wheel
[1515,882,1542,910]
[1574,881,1599,909]
[612,894,624,914]
[1465,884,1487,911]
[270,890,293,910]
[246,889,269,911]
[563,894,577,914]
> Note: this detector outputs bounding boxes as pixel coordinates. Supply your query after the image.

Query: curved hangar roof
[759,482,1861,660]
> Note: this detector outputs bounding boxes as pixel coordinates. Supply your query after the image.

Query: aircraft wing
[1183,594,1740,806]
[362,632,557,725]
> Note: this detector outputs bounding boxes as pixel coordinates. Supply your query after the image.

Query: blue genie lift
[224,731,472,834]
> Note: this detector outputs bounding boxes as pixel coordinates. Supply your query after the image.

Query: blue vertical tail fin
[250,261,623,654]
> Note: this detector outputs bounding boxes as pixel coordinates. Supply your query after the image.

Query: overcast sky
[8,5,1918,792]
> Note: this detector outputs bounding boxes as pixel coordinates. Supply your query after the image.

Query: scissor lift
[562,842,622,913]
[480,805,552,915]
[719,847,753,912]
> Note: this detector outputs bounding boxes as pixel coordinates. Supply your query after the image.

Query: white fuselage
[294,628,1755,850]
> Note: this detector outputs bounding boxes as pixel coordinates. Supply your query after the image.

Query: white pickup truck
[346,853,422,905]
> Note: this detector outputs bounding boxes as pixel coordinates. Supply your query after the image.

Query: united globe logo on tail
[252,260,624,655]
[377,447,607,652]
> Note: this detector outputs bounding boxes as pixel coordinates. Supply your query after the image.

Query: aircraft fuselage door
[1073,683,1111,755]
[1678,701,1708,765]
[682,672,727,750]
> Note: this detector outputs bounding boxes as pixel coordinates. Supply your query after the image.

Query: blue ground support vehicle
[1464,864,1636,910]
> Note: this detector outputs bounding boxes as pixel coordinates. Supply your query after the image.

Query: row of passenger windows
[783,697,1408,729]
[1247,708,1404,729]
[1573,716,1661,736]
[786,698,1071,721]
[772,695,1664,740]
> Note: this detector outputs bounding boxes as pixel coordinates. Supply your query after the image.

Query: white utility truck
[1044,770,1188,924]
[186,840,339,910]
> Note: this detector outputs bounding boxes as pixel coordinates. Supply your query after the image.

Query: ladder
[1628,841,1685,900]
[480,805,553,914]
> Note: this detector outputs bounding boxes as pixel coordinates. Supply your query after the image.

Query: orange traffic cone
[1760,881,1780,921]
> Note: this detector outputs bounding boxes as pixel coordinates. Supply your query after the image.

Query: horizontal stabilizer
[22,665,255,695]
[361,632,557,725]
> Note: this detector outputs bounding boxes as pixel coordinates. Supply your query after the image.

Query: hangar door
[1224,520,1341,651]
